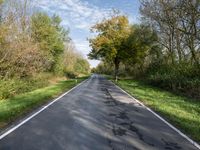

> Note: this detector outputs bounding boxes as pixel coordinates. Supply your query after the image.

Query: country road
[0,74,198,150]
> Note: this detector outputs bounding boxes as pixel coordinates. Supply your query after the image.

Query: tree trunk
[168,29,175,65]
[175,30,182,63]
[114,57,120,82]
[188,34,199,66]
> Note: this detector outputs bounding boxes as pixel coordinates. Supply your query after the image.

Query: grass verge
[115,79,200,143]
[0,77,87,130]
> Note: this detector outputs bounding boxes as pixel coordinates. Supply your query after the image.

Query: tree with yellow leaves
[88,13,131,80]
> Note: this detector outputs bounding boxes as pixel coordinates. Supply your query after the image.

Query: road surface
[0,74,198,150]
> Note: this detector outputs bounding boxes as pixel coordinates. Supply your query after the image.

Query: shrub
[145,63,200,98]
[0,73,51,100]
[65,71,78,79]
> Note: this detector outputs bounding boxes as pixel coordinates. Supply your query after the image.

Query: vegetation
[139,0,200,98]
[0,0,90,128]
[0,0,199,143]
[88,12,131,80]
[0,74,50,100]
[63,42,90,78]
[90,1,200,143]
[0,77,86,129]
[116,79,200,142]
[90,1,200,98]
[0,0,90,100]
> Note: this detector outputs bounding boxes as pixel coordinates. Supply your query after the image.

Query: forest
[90,1,200,99]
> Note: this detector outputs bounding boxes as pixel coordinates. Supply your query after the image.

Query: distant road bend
[0,74,199,150]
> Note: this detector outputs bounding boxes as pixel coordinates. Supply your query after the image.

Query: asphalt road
[0,74,198,150]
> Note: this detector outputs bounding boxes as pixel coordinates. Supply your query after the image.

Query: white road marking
[0,78,89,140]
[1,76,199,150]
[112,81,200,150]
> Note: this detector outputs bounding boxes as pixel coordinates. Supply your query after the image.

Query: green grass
[115,79,200,143]
[0,77,87,129]
[0,75,50,100]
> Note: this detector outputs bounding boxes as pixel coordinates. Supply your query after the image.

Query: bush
[0,73,51,100]
[65,71,78,79]
[145,63,200,98]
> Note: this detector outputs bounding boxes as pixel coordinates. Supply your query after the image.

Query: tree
[88,14,131,80]
[0,0,3,22]
[0,0,47,78]
[140,0,200,66]
[31,12,65,72]
[62,41,90,77]
[124,25,159,70]
[139,0,200,96]
[92,61,113,75]
[74,58,90,75]
[177,0,200,65]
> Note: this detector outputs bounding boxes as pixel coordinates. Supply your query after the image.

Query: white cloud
[33,0,124,67]
[61,0,111,29]
[35,0,112,30]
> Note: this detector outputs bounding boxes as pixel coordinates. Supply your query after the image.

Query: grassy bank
[0,77,87,129]
[115,79,200,143]
[0,74,52,100]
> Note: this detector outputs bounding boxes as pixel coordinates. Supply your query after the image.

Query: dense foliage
[139,0,200,98]
[0,0,90,100]
[91,2,200,98]
[88,13,131,80]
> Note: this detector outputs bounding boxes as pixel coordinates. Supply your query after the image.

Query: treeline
[89,1,200,98]
[0,0,90,99]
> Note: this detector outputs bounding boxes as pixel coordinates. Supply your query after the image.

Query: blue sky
[34,0,140,67]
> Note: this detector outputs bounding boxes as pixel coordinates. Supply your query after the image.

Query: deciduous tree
[31,12,65,72]
[88,14,131,80]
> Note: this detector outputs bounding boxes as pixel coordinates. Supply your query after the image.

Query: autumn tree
[0,0,90,99]
[0,0,46,78]
[88,14,131,80]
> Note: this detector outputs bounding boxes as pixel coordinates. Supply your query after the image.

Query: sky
[34,0,141,67]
